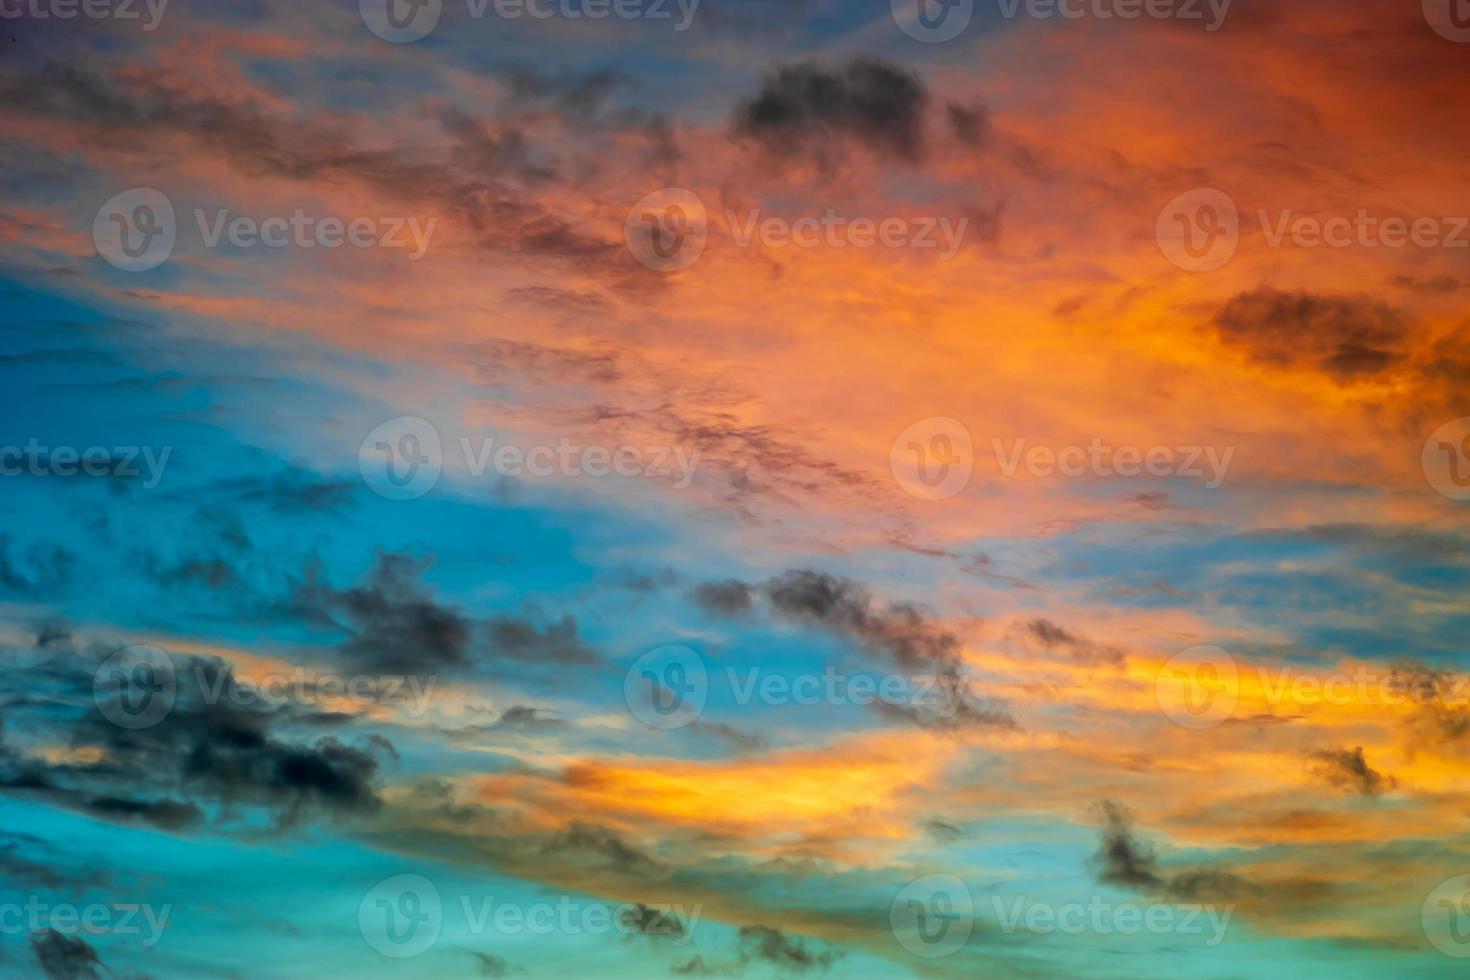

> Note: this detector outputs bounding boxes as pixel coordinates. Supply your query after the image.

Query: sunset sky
[2,0,1470,976]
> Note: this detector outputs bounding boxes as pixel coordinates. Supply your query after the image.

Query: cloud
[291,553,598,677]
[732,57,929,162]
[694,569,1012,731]
[690,580,755,616]
[29,929,103,980]
[544,822,663,878]
[1023,619,1125,667]
[1091,800,1164,890]
[0,642,394,829]
[1309,747,1392,797]
[736,925,841,973]
[1214,288,1409,379]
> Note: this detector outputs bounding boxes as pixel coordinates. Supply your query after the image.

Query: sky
[1,0,1469,976]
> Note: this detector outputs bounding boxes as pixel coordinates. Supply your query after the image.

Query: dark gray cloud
[1214,288,1409,379]
[1024,619,1125,667]
[1309,746,1391,797]
[544,823,662,877]
[736,925,841,973]
[0,641,394,830]
[690,580,755,616]
[29,929,103,980]
[694,569,1013,731]
[733,57,929,162]
[291,553,598,677]
[1091,800,1164,889]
